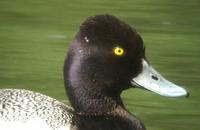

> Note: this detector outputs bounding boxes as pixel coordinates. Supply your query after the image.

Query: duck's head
[64,14,189,113]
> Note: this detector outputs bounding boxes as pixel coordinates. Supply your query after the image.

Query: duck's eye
[113,47,125,56]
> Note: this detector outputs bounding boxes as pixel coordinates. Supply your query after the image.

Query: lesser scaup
[0,14,189,130]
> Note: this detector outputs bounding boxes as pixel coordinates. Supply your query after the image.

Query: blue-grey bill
[131,59,189,97]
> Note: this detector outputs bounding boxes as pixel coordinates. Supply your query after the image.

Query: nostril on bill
[151,75,159,81]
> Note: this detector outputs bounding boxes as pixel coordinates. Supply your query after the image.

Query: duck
[0,14,189,130]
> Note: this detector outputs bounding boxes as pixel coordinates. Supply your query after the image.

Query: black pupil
[118,49,121,53]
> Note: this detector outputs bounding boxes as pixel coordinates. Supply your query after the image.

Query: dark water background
[0,0,199,130]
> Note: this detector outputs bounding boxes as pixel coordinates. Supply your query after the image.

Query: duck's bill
[131,59,189,97]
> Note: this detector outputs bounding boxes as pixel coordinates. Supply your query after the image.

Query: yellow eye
[113,47,124,56]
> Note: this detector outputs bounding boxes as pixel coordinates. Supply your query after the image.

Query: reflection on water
[0,0,199,130]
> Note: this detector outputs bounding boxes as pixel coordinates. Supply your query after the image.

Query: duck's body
[0,14,188,130]
[0,89,72,130]
[0,89,144,130]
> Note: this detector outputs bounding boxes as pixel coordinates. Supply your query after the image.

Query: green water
[0,0,199,130]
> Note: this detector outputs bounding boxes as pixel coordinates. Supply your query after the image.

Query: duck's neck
[65,79,124,114]
[64,52,125,114]
[71,105,146,130]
